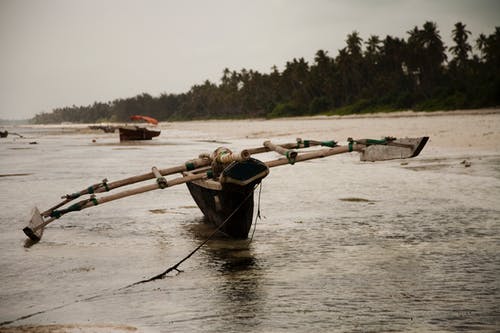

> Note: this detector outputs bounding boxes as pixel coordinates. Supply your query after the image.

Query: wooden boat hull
[186,158,269,238]
[118,127,160,141]
[186,182,256,238]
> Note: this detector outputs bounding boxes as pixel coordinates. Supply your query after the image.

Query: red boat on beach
[118,115,160,141]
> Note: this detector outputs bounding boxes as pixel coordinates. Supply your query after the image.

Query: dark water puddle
[339,197,375,203]
[149,209,187,215]
[94,141,187,147]
[405,163,452,171]
[195,139,232,144]
[178,205,198,209]
[0,324,138,332]
[0,173,32,178]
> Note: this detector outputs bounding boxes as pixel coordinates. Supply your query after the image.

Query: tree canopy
[32,21,500,124]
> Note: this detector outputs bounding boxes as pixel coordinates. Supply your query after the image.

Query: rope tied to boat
[348,136,396,147]
[63,179,109,200]
[364,138,388,145]
[295,138,338,149]
[211,147,233,177]
[65,192,82,200]
[249,183,263,242]
[129,186,257,286]
[348,138,354,152]
[320,140,337,147]
[185,161,196,171]
[50,195,98,218]
[87,179,110,194]
[296,138,310,148]
[214,148,230,162]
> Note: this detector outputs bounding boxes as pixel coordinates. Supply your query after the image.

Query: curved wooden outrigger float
[23,136,429,242]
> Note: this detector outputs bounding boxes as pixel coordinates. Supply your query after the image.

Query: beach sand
[160,109,500,151]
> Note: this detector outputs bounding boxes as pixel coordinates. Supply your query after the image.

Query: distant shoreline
[2,108,499,128]
[172,108,500,124]
[311,108,500,120]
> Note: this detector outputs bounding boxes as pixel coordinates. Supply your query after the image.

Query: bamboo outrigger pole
[38,149,252,219]
[265,143,360,168]
[24,172,214,241]
[264,136,429,166]
[246,138,337,155]
[40,157,214,217]
[24,151,250,241]
[263,140,298,164]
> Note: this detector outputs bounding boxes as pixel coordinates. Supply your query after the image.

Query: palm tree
[311,49,334,97]
[450,22,472,68]
[406,21,447,95]
[476,27,500,65]
[335,48,356,105]
[365,35,382,59]
[476,33,488,60]
[281,58,312,110]
[346,31,363,58]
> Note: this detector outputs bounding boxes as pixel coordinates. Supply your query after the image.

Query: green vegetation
[31,22,500,124]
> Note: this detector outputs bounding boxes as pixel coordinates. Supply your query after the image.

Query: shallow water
[1,114,499,332]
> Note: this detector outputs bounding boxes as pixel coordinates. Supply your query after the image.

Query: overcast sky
[1,0,498,120]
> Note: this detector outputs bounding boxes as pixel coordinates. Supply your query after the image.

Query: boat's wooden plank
[189,178,222,190]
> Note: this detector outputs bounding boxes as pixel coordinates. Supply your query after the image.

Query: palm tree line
[32,21,499,124]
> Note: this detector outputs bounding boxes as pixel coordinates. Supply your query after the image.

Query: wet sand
[0,324,137,333]
[1,109,499,332]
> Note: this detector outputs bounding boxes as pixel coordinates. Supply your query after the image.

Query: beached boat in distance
[0,130,24,138]
[118,126,161,141]
[118,115,161,141]
[88,125,116,133]
[23,135,428,241]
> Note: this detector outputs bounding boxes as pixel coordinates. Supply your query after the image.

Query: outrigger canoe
[0,130,24,138]
[23,136,429,241]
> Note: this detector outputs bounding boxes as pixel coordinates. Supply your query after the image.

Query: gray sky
[1,0,498,120]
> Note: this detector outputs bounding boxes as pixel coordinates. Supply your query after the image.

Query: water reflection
[208,243,264,331]
[183,217,265,331]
